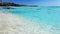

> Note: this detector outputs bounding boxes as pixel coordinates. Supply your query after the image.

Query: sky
[3,0,60,6]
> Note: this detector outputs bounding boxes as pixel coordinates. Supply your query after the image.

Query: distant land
[0,2,38,7]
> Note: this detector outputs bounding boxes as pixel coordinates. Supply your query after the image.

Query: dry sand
[0,12,56,34]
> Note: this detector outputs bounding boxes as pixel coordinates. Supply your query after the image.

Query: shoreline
[0,11,55,34]
[0,11,39,34]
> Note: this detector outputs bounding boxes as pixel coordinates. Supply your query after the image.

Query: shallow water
[0,6,60,34]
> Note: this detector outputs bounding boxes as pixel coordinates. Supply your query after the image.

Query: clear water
[0,6,60,34]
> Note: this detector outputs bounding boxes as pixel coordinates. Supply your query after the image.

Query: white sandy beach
[0,12,40,34]
[0,11,56,34]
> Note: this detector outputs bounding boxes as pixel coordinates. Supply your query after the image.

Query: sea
[0,6,60,34]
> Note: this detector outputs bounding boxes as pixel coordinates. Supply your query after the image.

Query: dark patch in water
[37,8,41,10]
[3,8,15,9]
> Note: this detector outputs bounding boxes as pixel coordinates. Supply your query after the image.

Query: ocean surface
[0,6,60,34]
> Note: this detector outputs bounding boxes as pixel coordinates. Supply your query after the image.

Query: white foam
[0,12,57,34]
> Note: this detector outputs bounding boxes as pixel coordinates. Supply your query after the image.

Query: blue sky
[3,0,60,6]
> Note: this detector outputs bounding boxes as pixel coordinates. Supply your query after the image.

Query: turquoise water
[0,6,60,34]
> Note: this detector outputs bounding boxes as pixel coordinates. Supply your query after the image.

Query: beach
[0,11,57,34]
[0,11,42,34]
[0,6,60,34]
